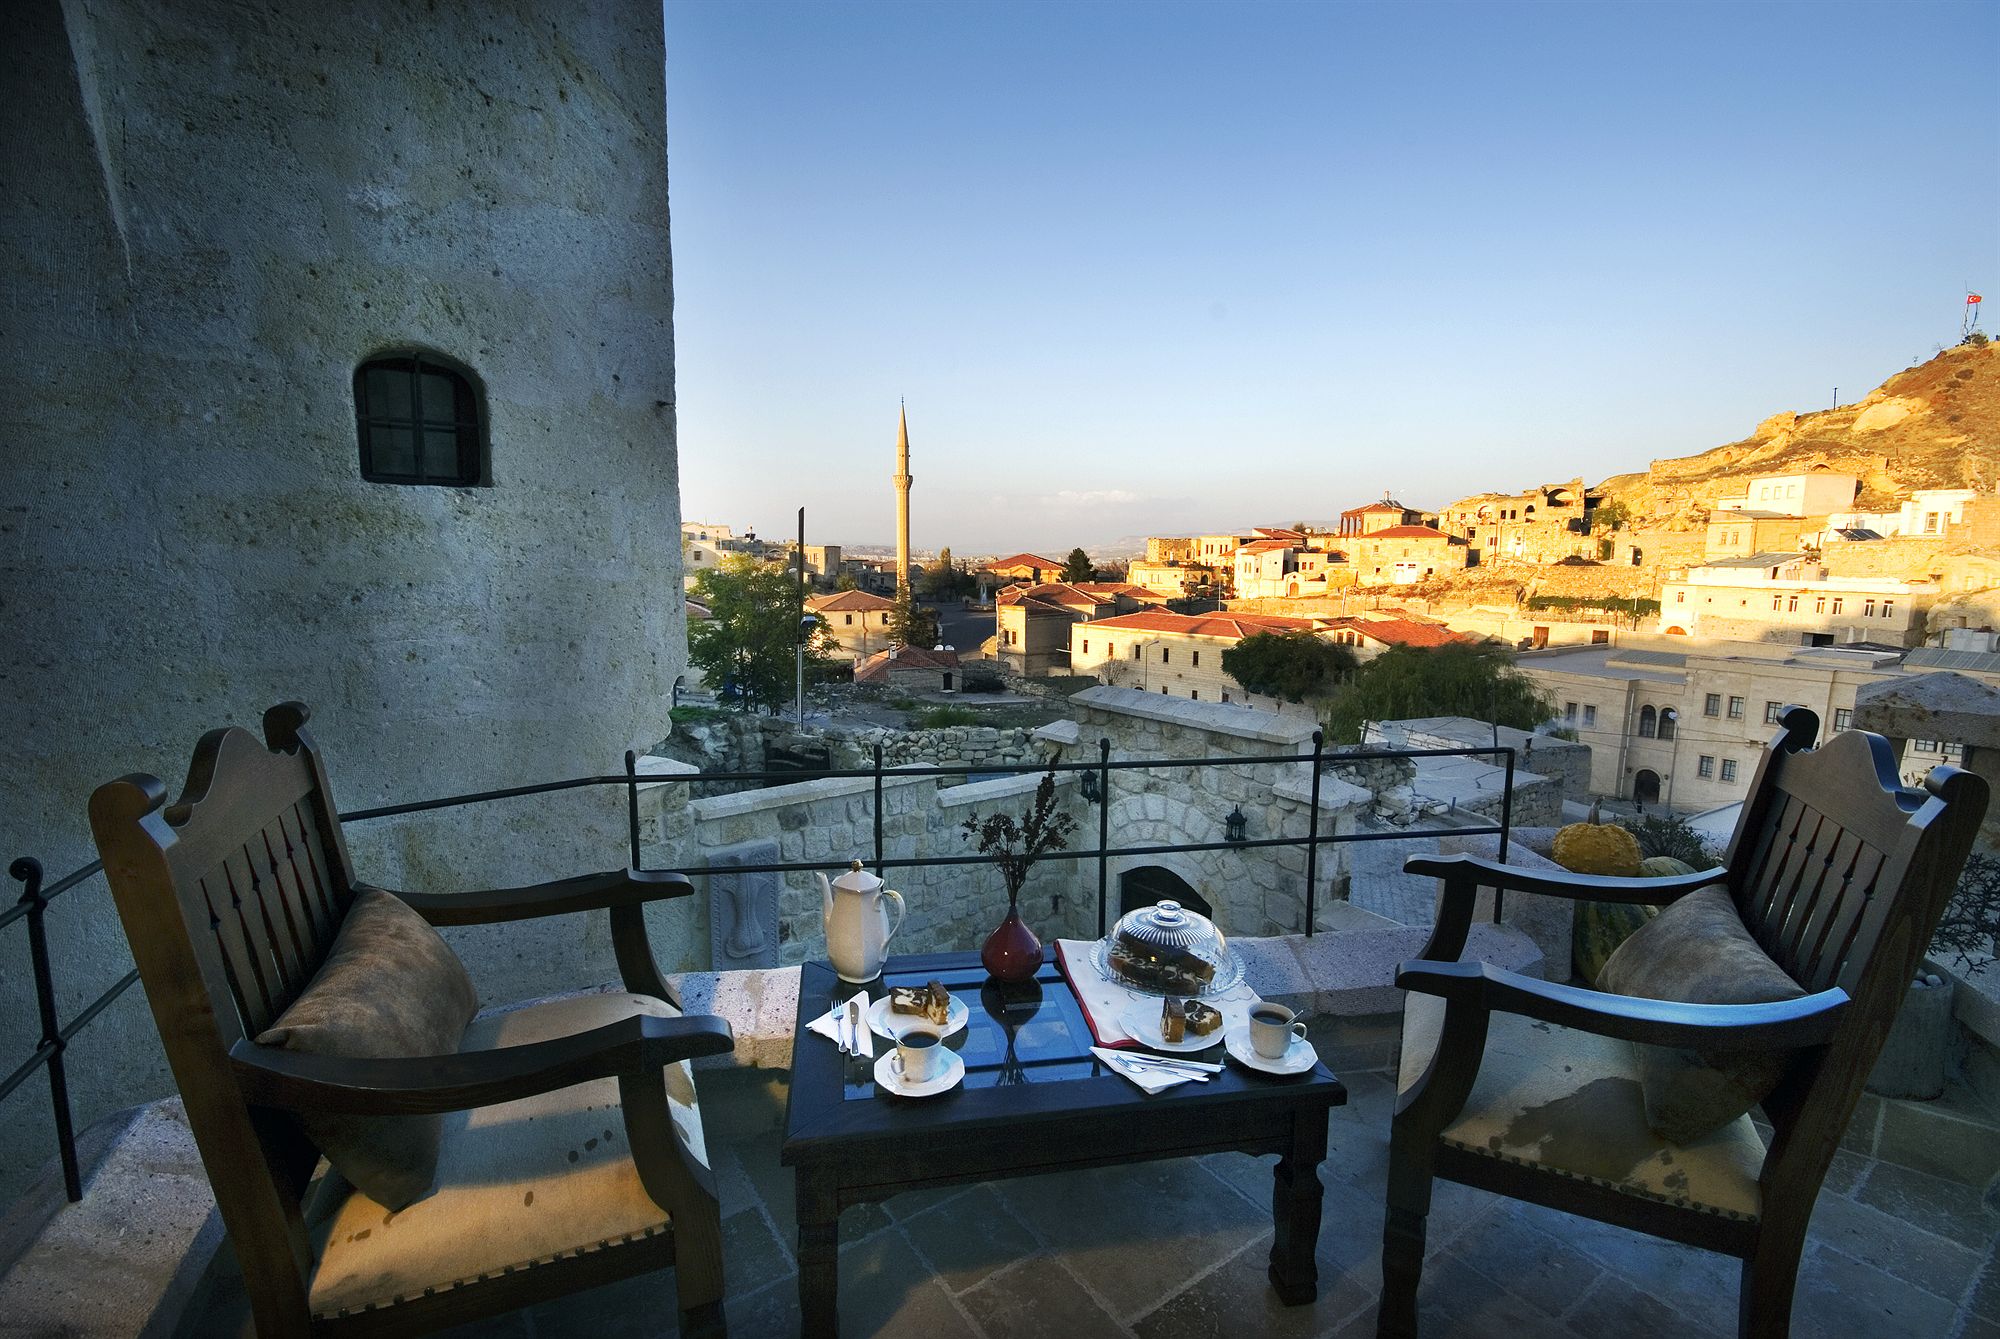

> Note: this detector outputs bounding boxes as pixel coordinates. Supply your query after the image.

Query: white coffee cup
[890,1028,945,1085]
[1249,1004,1307,1059]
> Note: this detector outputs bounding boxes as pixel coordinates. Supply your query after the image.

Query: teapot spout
[814,872,832,920]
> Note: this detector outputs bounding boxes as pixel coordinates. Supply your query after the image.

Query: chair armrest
[229,1011,734,1116]
[391,868,695,926]
[1397,958,1849,1050]
[1404,853,1726,905]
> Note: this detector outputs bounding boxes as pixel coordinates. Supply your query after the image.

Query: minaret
[894,400,913,593]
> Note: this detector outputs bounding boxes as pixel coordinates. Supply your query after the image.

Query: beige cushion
[257,888,479,1209]
[1398,991,1768,1222]
[306,992,708,1320]
[1599,886,1806,1142]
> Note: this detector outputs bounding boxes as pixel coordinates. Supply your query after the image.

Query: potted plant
[962,766,1079,983]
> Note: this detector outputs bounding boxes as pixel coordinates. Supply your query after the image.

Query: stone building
[1232,538,1300,598]
[854,646,961,693]
[1515,638,2000,808]
[807,589,896,660]
[1658,554,1934,646]
[1337,497,1423,536]
[1717,468,1861,516]
[1125,557,1219,598]
[1438,479,1598,566]
[2,0,688,1190]
[982,552,1069,584]
[993,581,1161,676]
[1069,609,1325,710]
[1344,525,1469,585]
[1704,511,1806,559]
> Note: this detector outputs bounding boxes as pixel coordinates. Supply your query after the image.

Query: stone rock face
[0,0,684,1198]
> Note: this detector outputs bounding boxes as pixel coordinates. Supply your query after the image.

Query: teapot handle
[880,888,906,948]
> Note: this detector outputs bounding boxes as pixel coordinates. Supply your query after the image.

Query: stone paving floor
[354,1064,2000,1339]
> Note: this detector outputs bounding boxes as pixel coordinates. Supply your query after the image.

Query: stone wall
[0,0,684,1198]
[636,689,1379,969]
[666,712,1048,780]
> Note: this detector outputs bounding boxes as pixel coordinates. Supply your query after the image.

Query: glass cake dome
[1090,899,1243,997]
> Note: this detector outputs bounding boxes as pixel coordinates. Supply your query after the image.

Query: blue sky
[664,1,1998,555]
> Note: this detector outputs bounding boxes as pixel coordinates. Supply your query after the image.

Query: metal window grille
[355,354,482,485]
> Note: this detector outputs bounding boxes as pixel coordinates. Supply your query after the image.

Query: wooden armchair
[1379,708,1988,1339]
[89,703,734,1338]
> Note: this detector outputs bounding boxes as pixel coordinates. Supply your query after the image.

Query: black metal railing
[4,734,1516,1205]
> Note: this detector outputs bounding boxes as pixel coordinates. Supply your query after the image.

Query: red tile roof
[853,646,962,681]
[1083,610,1319,641]
[1237,539,1295,554]
[807,590,895,612]
[1000,582,1115,607]
[1331,616,1471,648]
[1073,582,1170,603]
[984,553,1068,572]
[1357,525,1456,541]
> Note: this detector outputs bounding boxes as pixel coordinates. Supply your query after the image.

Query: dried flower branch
[961,766,1079,903]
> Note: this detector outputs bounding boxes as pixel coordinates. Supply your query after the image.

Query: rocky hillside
[1601,341,2000,528]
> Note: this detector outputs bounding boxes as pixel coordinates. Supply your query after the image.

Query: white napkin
[1091,1046,1195,1093]
[804,991,874,1056]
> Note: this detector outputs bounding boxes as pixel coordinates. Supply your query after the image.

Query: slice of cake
[1160,996,1186,1044]
[922,979,952,1025]
[889,985,932,1017]
[1182,999,1223,1037]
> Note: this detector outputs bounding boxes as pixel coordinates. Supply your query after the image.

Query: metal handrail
[4,733,1519,1205]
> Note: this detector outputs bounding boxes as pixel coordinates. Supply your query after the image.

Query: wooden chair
[1378,708,1988,1338]
[89,703,735,1338]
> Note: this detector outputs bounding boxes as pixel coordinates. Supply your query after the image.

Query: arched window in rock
[1638,705,1657,738]
[1657,708,1678,741]
[354,352,485,485]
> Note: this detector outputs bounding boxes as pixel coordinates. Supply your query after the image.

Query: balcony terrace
[1,703,1996,1339]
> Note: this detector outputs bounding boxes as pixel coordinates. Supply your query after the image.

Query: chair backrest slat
[278,802,341,949]
[1789,832,1885,991]
[1748,795,1825,958]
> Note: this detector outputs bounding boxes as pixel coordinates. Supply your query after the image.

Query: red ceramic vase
[981,900,1042,983]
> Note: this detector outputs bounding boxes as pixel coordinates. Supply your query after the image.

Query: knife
[846,997,865,1057]
[1114,1051,1224,1074]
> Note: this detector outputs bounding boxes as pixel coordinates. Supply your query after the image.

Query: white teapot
[814,860,906,983]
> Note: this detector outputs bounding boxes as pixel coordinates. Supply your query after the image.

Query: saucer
[1223,1023,1318,1076]
[873,1047,965,1098]
[867,992,970,1042]
[1119,1003,1226,1054]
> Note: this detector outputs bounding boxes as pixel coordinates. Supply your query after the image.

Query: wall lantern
[1080,769,1102,804]
[1224,806,1249,845]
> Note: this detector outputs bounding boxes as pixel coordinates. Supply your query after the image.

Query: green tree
[687,556,838,713]
[889,589,941,649]
[833,568,860,592]
[1591,500,1630,533]
[920,547,974,600]
[1322,641,1557,743]
[1221,631,1358,703]
[1062,547,1096,583]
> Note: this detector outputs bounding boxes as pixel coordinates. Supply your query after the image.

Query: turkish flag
[1970,294,1984,304]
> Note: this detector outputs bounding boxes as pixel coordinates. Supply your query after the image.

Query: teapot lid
[832,859,881,892]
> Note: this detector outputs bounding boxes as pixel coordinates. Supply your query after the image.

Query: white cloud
[1041,489,1140,509]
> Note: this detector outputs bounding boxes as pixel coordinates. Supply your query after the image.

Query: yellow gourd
[1551,803,1642,877]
